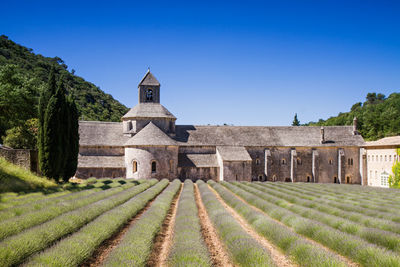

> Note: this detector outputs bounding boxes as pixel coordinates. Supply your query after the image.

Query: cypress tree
[292,113,300,126]
[62,96,79,182]
[42,77,66,180]
[38,68,57,176]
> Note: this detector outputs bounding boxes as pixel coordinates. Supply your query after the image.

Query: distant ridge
[0,35,129,122]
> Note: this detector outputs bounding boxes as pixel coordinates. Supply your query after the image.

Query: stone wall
[221,161,252,182]
[75,167,126,179]
[0,148,39,174]
[177,167,219,181]
[124,146,178,180]
[245,146,362,184]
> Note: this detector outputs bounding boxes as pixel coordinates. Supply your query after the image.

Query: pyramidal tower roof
[124,122,177,146]
[138,69,160,86]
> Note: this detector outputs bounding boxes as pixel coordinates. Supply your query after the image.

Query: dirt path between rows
[147,184,183,267]
[81,196,158,267]
[208,185,296,267]
[194,184,235,267]
[227,185,360,267]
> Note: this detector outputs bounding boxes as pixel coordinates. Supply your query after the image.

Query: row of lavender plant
[0,181,138,240]
[222,182,400,267]
[25,179,170,266]
[207,181,346,267]
[241,182,400,253]
[257,182,400,228]
[167,180,212,266]
[0,179,157,266]
[290,182,400,208]
[103,179,181,266]
[275,182,400,220]
[197,180,275,267]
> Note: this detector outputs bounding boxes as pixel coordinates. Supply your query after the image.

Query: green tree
[38,68,57,177]
[2,119,38,149]
[389,149,400,188]
[292,113,300,126]
[41,77,67,180]
[62,96,79,182]
[0,64,41,141]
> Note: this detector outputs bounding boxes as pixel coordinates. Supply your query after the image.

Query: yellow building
[365,136,400,187]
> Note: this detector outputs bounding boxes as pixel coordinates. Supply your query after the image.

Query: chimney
[353,117,358,135]
[320,127,325,144]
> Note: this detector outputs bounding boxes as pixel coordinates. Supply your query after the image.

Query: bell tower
[138,69,160,103]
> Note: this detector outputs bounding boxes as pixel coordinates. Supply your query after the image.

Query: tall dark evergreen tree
[38,68,57,175]
[41,79,65,180]
[39,73,79,182]
[292,113,300,126]
[62,96,79,182]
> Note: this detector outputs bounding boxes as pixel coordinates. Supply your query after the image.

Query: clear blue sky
[2,0,399,126]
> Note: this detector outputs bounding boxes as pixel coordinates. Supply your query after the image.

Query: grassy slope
[0,158,57,193]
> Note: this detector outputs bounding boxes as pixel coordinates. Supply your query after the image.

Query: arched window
[146,89,153,101]
[151,161,157,173]
[329,159,333,165]
[307,176,311,182]
[256,158,260,165]
[132,161,138,173]
[281,158,286,165]
[297,158,302,165]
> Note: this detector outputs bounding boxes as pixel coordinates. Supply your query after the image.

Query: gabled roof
[217,146,252,161]
[79,121,129,147]
[174,125,365,147]
[122,103,176,119]
[124,122,177,146]
[78,155,125,168]
[365,136,400,147]
[139,70,160,86]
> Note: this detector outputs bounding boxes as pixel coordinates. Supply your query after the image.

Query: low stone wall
[0,148,39,174]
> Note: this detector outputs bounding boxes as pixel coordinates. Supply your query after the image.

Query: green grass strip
[0,182,137,240]
[168,180,211,267]
[222,182,400,267]
[25,179,170,266]
[208,181,346,267]
[0,179,157,267]
[197,180,275,267]
[103,179,181,266]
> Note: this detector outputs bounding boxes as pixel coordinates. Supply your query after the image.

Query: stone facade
[76,70,366,183]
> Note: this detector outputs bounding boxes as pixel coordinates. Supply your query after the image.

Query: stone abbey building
[77,70,366,183]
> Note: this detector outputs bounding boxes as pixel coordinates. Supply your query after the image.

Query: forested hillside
[306,92,400,141]
[0,35,128,143]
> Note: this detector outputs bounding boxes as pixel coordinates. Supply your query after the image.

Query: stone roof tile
[174,125,365,147]
[78,155,125,168]
[79,121,129,147]
[365,136,400,147]
[139,70,160,86]
[122,103,176,119]
[217,146,252,161]
[124,122,177,146]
